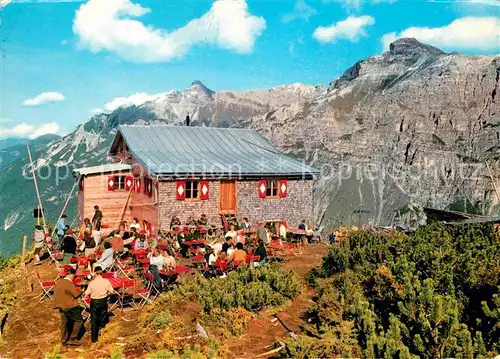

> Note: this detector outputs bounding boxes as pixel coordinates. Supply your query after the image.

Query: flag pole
[51,175,81,237]
[26,142,46,231]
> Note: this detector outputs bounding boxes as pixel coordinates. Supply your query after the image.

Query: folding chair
[246,254,261,267]
[115,259,135,278]
[143,273,161,303]
[214,259,228,277]
[36,270,56,302]
[110,279,136,313]
[47,248,63,268]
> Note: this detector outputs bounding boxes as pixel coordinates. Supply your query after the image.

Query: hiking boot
[65,341,82,347]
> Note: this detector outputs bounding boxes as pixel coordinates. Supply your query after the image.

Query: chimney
[185,114,190,127]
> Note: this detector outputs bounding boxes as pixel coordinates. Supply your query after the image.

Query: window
[114,176,126,190]
[185,180,199,199]
[143,177,153,197]
[266,179,278,197]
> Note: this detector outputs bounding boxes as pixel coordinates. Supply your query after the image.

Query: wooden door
[219,181,236,214]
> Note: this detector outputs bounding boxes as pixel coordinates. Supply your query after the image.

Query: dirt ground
[0,244,327,359]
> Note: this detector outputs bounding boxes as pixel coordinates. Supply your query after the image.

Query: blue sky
[0,0,499,138]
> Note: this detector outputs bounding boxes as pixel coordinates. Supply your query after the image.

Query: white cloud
[23,92,65,107]
[0,122,61,139]
[313,15,375,43]
[104,92,165,111]
[73,0,266,63]
[459,0,500,7]
[282,0,317,23]
[324,0,396,10]
[12,0,83,3]
[381,17,500,53]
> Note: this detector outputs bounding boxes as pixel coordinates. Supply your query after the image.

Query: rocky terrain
[1,38,499,255]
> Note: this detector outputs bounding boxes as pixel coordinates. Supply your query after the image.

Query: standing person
[279,220,287,240]
[61,229,77,264]
[92,205,103,231]
[84,266,114,343]
[56,214,68,244]
[256,222,268,244]
[83,229,97,256]
[33,225,45,265]
[328,229,336,246]
[54,268,83,346]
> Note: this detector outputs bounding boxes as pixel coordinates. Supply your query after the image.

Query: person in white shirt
[84,266,114,343]
[279,220,287,240]
[224,224,238,239]
[130,217,141,231]
[94,242,114,271]
[210,241,223,256]
[93,229,101,249]
[33,225,45,265]
[148,248,164,271]
[162,250,177,271]
[226,242,235,258]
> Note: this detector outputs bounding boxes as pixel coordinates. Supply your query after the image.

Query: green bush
[175,265,302,312]
[146,310,173,330]
[303,223,500,358]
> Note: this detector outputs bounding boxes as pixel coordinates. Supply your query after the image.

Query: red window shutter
[107,176,115,191]
[176,181,186,200]
[258,179,267,198]
[125,176,134,191]
[279,179,288,198]
[134,179,141,193]
[200,181,209,200]
[79,177,84,191]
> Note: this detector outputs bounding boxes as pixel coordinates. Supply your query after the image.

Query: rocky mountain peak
[189,80,215,97]
[388,37,444,60]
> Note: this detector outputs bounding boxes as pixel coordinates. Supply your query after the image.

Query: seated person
[134,233,149,250]
[162,249,177,271]
[253,239,267,264]
[256,222,268,244]
[221,237,232,254]
[110,233,124,254]
[94,242,114,271]
[226,242,235,258]
[204,246,217,267]
[130,217,141,231]
[198,214,208,226]
[185,215,197,226]
[224,224,238,240]
[240,217,251,230]
[227,242,247,264]
[298,220,306,231]
[148,248,164,271]
[170,216,181,229]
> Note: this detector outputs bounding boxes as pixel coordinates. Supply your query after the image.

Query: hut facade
[74,125,318,233]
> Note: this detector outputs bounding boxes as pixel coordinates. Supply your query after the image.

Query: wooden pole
[20,235,32,291]
[116,188,133,228]
[37,204,40,226]
[26,142,46,230]
[486,162,500,205]
[51,176,80,237]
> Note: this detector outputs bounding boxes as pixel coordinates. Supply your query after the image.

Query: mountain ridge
[0,38,499,256]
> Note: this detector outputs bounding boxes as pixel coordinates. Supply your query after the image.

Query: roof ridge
[118,124,254,132]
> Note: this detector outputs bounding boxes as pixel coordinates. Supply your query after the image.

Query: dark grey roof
[111,125,318,178]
